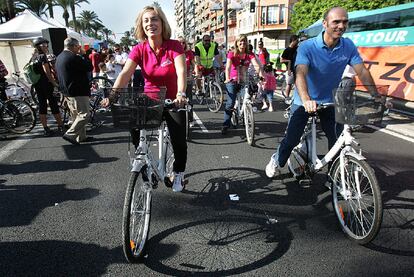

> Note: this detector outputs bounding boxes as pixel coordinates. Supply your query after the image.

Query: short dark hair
[289,35,299,43]
[323,6,346,21]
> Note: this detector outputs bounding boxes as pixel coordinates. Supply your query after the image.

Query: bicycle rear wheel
[206,82,223,113]
[122,170,152,262]
[244,103,254,145]
[2,100,36,134]
[331,156,383,245]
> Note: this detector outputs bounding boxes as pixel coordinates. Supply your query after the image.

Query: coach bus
[299,3,414,102]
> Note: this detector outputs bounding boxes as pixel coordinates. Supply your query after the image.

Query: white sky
[49,0,176,39]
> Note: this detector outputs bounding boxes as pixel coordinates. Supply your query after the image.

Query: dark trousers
[131,110,187,172]
[223,82,241,127]
[277,104,342,167]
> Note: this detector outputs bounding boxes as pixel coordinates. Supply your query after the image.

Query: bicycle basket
[111,87,166,129]
[333,85,388,126]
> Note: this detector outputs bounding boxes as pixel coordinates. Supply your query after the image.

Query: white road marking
[0,135,31,162]
[192,111,209,133]
[367,124,414,144]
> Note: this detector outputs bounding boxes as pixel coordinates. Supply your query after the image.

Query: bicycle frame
[130,122,170,184]
[301,114,363,200]
[234,84,251,118]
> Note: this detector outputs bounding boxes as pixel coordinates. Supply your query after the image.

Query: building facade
[174,0,298,51]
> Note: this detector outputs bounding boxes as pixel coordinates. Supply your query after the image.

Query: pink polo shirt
[227,51,256,81]
[262,72,276,90]
[129,39,184,99]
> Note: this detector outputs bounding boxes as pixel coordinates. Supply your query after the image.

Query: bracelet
[177,91,186,97]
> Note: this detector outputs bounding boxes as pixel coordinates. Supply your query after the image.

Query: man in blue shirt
[266,6,378,178]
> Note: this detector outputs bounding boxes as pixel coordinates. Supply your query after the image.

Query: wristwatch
[177,91,186,97]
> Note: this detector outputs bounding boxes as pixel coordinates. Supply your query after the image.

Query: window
[261,6,266,25]
[279,4,285,24]
[267,6,278,24]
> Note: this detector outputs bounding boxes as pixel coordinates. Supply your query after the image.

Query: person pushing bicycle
[265,6,380,178]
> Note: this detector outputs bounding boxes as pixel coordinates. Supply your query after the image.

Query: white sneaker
[265,155,279,178]
[172,172,184,192]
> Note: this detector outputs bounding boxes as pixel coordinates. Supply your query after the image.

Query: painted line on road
[367,124,414,144]
[0,135,31,162]
[192,112,209,133]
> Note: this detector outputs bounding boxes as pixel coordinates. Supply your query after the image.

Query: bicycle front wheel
[122,170,152,262]
[331,156,383,245]
[163,132,175,187]
[206,82,223,113]
[3,100,36,134]
[244,103,254,145]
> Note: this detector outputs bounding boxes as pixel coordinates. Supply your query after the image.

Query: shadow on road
[144,215,292,276]
[0,240,123,276]
[369,165,414,256]
[0,181,99,227]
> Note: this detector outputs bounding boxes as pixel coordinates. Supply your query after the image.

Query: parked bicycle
[0,88,36,134]
[3,72,38,108]
[287,85,388,244]
[193,68,224,113]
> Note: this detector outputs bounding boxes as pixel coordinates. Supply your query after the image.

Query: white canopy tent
[0,10,94,75]
[47,18,94,46]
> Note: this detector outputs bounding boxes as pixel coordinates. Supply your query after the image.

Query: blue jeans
[263,89,273,102]
[275,104,342,167]
[223,82,241,127]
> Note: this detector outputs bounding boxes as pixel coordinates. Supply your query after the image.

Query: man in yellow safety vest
[194,34,223,94]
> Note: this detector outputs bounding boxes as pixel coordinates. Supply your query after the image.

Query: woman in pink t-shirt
[222,35,263,135]
[103,5,187,192]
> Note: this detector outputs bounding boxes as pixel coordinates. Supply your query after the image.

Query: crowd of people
[0,4,382,193]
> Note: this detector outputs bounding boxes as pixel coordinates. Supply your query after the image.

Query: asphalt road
[0,99,413,276]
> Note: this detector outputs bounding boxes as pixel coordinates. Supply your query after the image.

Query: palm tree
[69,0,89,32]
[46,0,54,18]
[54,0,71,26]
[90,21,104,38]
[6,0,15,19]
[101,27,112,41]
[77,10,101,36]
[16,0,48,17]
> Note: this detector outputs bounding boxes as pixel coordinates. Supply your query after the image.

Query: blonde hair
[233,35,248,56]
[134,5,171,41]
[177,36,188,51]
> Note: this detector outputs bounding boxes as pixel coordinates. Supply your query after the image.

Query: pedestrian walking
[55,37,93,145]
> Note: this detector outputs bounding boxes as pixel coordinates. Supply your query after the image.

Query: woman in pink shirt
[222,35,263,135]
[103,5,187,192]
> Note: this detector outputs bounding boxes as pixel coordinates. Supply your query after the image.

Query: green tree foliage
[16,0,48,17]
[290,0,413,33]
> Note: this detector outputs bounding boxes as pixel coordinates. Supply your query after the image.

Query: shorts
[285,71,295,85]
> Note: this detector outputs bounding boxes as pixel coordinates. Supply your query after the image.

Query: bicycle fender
[328,152,366,177]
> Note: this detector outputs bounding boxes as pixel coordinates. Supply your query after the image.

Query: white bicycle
[230,74,259,146]
[112,88,186,262]
[287,85,388,244]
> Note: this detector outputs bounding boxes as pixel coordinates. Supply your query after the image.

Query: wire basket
[111,87,166,129]
[333,85,389,126]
